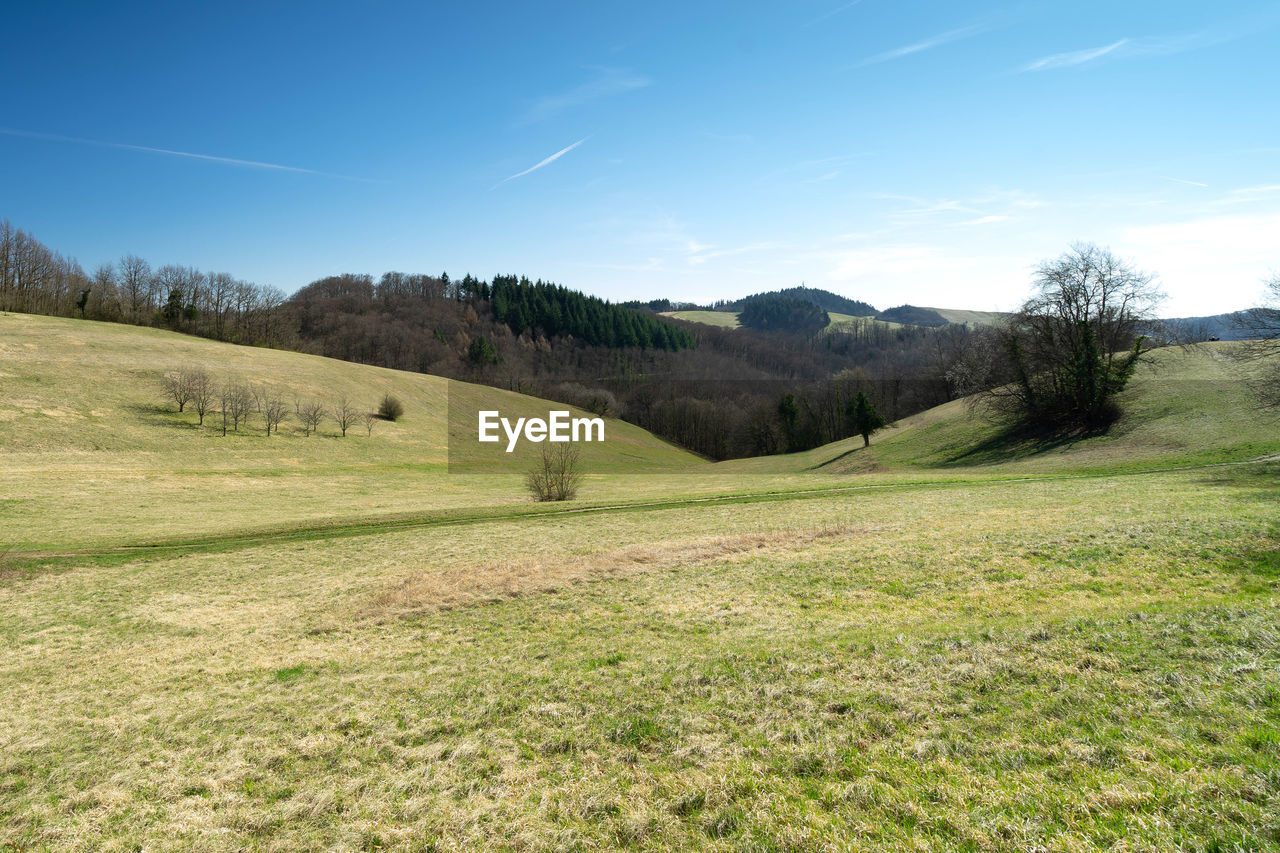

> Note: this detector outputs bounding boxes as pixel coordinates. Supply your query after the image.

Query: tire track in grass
[3,455,1274,577]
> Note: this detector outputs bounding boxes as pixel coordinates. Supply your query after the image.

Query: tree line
[4,215,984,459]
[161,366,385,438]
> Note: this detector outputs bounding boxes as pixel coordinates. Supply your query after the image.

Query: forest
[0,216,974,459]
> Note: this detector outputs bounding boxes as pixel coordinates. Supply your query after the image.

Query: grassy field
[923,308,1006,327]
[660,310,899,333]
[3,314,1279,851]
[661,310,742,329]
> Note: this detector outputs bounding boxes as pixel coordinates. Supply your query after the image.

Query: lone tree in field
[954,243,1163,431]
[526,444,584,502]
[848,391,886,447]
[360,411,378,437]
[1234,273,1280,408]
[331,395,357,437]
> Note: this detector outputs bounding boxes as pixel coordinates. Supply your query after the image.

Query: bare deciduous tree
[525,444,585,502]
[189,368,214,425]
[118,254,152,323]
[1234,274,1280,408]
[162,367,195,412]
[296,398,326,436]
[261,391,290,436]
[360,411,377,437]
[331,395,357,437]
[950,243,1164,431]
[221,380,253,433]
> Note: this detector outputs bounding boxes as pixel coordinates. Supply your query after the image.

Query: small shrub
[378,394,404,421]
[525,444,584,502]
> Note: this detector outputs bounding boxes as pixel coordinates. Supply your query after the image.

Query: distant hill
[923,308,1007,327]
[715,286,876,318]
[875,305,949,327]
[737,294,829,334]
[1156,313,1249,342]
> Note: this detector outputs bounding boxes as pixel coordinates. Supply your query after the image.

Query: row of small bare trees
[162,366,379,437]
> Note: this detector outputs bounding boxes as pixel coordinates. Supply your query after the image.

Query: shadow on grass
[937,423,1112,467]
[124,402,206,431]
[811,445,864,471]
[1196,461,1280,500]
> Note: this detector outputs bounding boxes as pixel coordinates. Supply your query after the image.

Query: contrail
[493,138,587,188]
[0,127,376,181]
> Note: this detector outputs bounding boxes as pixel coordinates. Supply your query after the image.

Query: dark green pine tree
[848,392,886,447]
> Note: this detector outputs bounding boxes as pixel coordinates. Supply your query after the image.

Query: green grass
[661,309,742,328]
[2,467,1277,850]
[2,313,1279,850]
[661,309,902,333]
[923,307,1006,327]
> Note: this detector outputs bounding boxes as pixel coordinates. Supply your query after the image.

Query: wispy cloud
[1162,176,1209,188]
[1022,39,1130,71]
[1214,183,1280,206]
[954,214,1009,226]
[686,241,782,265]
[0,127,372,180]
[802,1,860,28]
[493,138,587,188]
[857,24,987,67]
[1020,13,1279,73]
[518,68,650,125]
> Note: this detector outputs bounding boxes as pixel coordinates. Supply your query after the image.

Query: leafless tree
[1233,274,1280,407]
[950,243,1164,430]
[360,411,377,437]
[162,367,195,412]
[525,444,585,501]
[118,254,152,323]
[331,395,357,437]
[295,398,326,436]
[260,390,290,436]
[189,368,214,425]
[221,379,253,433]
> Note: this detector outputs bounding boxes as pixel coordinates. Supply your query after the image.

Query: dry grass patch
[368,524,864,617]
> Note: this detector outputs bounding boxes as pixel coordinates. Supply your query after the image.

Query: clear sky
[3,1,1278,315]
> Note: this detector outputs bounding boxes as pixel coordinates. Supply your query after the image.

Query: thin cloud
[803,1,861,28]
[686,241,782,265]
[0,127,373,180]
[1163,176,1209,188]
[1021,39,1130,71]
[493,138,587,188]
[857,25,987,67]
[1020,13,1279,74]
[518,68,650,125]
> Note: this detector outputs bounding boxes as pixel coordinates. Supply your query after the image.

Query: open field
[661,310,742,328]
[923,308,1007,327]
[3,314,1280,850]
[3,463,1278,851]
[660,310,900,333]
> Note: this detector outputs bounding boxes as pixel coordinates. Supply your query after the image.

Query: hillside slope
[0,314,704,549]
[720,342,1280,476]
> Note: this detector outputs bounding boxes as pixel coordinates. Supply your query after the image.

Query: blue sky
[3,1,1278,315]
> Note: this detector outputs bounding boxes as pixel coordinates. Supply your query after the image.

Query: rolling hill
[4,313,1279,852]
[0,313,704,550]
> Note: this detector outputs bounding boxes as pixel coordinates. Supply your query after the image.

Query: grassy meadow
[2,313,1279,851]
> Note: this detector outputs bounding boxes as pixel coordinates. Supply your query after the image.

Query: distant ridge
[714,286,876,318]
